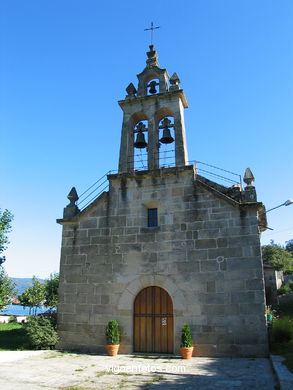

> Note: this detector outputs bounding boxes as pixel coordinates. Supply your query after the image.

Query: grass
[0,322,29,350]
[60,387,94,390]
[44,352,66,359]
[144,374,164,385]
[96,370,111,377]
[151,374,164,382]
[118,379,127,389]
[60,384,97,390]
[270,301,293,373]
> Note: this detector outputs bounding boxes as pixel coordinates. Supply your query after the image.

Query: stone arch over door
[117,275,186,313]
[134,286,173,353]
[117,275,186,354]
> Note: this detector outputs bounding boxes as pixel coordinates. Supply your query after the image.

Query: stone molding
[117,274,186,313]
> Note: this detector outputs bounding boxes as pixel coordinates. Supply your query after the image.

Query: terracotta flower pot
[180,346,194,359]
[106,344,120,356]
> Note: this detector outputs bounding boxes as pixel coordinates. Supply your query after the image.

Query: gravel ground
[0,351,279,390]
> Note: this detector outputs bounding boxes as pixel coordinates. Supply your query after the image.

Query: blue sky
[1,0,292,278]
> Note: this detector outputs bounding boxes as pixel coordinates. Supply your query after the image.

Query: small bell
[134,132,147,148]
[149,80,157,94]
[160,128,174,144]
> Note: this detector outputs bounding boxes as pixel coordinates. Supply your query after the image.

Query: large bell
[149,80,157,94]
[134,132,147,148]
[159,128,174,144]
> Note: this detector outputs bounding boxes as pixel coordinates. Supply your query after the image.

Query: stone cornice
[118,89,188,109]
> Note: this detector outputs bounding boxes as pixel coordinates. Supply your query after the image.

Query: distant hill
[10,277,45,296]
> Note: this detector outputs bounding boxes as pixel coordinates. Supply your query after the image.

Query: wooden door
[134,286,173,353]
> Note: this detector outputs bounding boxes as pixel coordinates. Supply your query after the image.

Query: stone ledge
[118,88,188,108]
[270,354,293,390]
[108,164,194,180]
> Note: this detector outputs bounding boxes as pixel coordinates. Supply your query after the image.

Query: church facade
[57,45,269,356]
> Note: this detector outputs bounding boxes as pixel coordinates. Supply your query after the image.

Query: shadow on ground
[105,357,278,390]
[0,325,29,350]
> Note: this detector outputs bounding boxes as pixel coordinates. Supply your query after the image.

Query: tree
[0,267,15,310]
[0,209,13,253]
[44,273,59,308]
[262,241,293,273]
[19,276,45,315]
[285,239,293,256]
[0,209,13,265]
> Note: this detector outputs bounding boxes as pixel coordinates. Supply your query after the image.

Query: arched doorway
[133,286,174,353]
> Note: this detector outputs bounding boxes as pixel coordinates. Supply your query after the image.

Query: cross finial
[144,22,160,45]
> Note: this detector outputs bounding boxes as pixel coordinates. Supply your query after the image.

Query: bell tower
[118,45,189,172]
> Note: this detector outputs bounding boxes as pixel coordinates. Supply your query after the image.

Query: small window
[148,208,158,227]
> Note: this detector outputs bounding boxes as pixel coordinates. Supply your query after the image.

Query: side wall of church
[58,166,268,357]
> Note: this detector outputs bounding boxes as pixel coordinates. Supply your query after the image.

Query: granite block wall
[58,165,268,356]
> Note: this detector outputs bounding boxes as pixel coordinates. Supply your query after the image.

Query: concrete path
[0,351,279,390]
[270,355,293,390]
[0,350,46,363]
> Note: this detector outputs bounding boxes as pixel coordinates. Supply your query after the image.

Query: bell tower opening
[158,116,175,168]
[147,78,160,95]
[133,120,148,170]
[118,45,188,173]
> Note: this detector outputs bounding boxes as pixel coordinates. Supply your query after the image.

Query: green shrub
[105,320,120,345]
[8,315,17,323]
[278,281,293,295]
[24,315,59,349]
[270,317,293,344]
[279,301,293,316]
[180,324,193,347]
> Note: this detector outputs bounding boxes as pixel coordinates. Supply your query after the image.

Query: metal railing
[77,157,241,211]
[191,160,242,185]
[77,171,114,211]
[128,149,241,185]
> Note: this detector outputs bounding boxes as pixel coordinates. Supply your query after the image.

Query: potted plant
[105,320,120,356]
[180,324,194,359]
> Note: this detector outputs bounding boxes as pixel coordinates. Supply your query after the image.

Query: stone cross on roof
[144,22,160,45]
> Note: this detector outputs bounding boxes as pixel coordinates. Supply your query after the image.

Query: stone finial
[146,45,159,68]
[126,83,137,98]
[63,187,80,219]
[243,168,255,187]
[170,72,180,85]
[67,187,79,205]
[243,168,257,202]
[169,72,181,91]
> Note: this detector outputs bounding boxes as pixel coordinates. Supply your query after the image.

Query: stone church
[57,45,269,356]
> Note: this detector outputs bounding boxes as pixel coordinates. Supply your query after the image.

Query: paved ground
[0,351,279,390]
[270,355,293,390]
[0,350,46,363]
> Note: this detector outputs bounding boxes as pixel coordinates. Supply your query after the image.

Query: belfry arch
[130,113,149,170]
[155,108,176,167]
